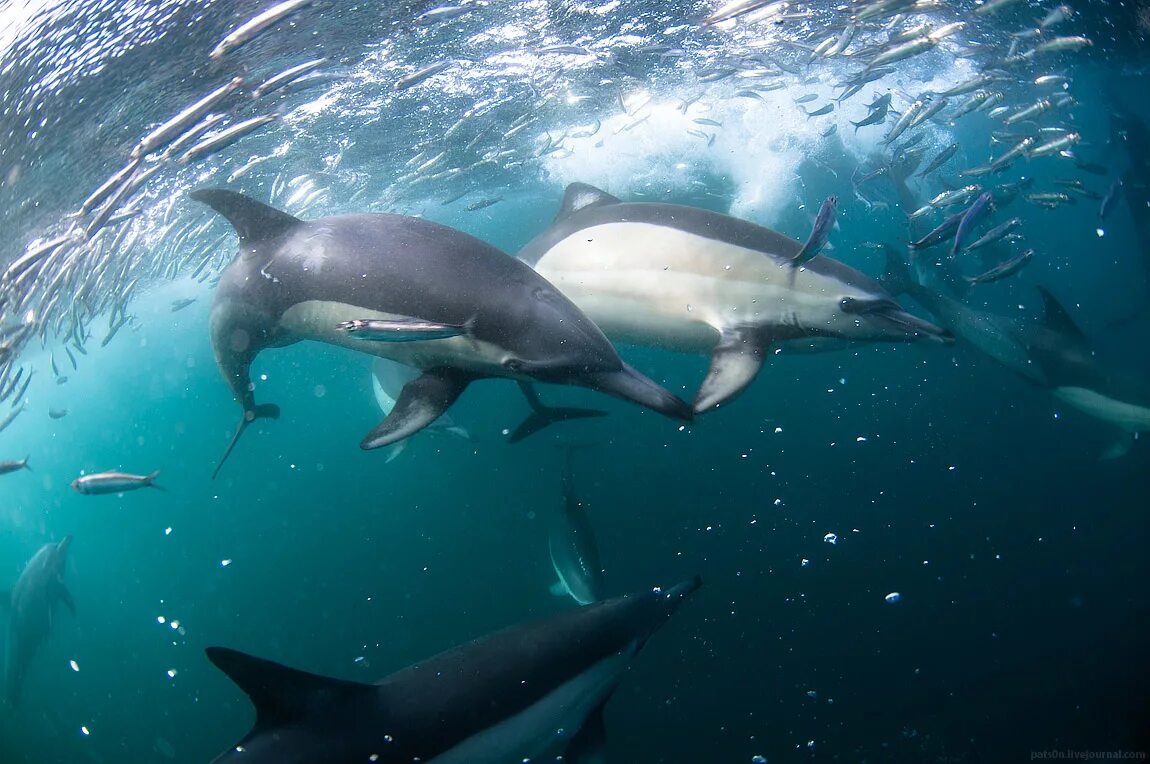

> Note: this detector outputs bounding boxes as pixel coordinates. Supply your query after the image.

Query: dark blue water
[2,1,1149,761]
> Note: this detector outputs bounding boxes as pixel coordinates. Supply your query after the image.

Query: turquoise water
[2,0,1149,761]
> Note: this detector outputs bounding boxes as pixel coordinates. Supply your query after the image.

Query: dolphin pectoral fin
[212,403,281,480]
[1100,431,1135,460]
[361,370,471,450]
[566,702,609,764]
[54,581,76,616]
[381,441,409,464]
[508,382,607,444]
[580,363,694,423]
[694,329,768,414]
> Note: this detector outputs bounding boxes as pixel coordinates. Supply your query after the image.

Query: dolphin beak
[867,306,953,344]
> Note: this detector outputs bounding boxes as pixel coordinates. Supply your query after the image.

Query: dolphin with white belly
[206,576,701,762]
[3,536,74,707]
[192,189,692,477]
[883,246,1150,458]
[519,183,950,413]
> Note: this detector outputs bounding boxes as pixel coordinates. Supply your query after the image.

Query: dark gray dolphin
[884,247,1150,457]
[206,576,701,762]
[191,189,692,477]
[3,535,74,707]
[518,182,950,413]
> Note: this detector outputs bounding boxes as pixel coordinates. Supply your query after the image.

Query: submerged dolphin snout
[847,298,952,343]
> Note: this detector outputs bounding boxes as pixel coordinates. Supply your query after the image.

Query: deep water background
[2,0,1150,762]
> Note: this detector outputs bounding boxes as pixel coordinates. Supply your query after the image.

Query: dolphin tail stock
[507,382,607,444]
[579,363,694,423]
[212,403,281,480]
[361,368,472,451]
[693,328,770,414]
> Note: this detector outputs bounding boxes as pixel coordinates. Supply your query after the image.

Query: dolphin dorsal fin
[189,189,303,244]
[555,183,621,223]
[206,647,371,729]
[1036,286,1088,344]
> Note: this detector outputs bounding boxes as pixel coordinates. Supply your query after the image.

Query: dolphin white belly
[1053,386,1150,433]
[533,221,861,352]
[427,652,628,764]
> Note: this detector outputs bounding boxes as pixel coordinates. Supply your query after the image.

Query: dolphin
[548,447,606,605]
[371,357,473,463]
[518,183,950,413]
[206,576,701,762]
[2,536,74,707]
[883,247,1150,457]
[191,189,692,477]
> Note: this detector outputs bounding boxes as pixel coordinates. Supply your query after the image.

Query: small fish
[791,196,837,267]
[395,61,451,90]
[964,249,1034,284]
[209,0,312,61]
[466,197,503,211]
[1028,132,1080,158]
[1040,4,1073,28]
[910,209,966,250]
[974,0,1025,15]
[929,185,981,209]
[415,5,474,24]
[336,318,466,342]
[794,94,818,104]
[133,79,243,158]
[965,217,1021,251]
[0,405,25,434]
[170,298,197,312]
[1026,192,1074,206]
[1028,36,1094,57]
[48,408,68,419]
[693,117,723,127]
[919,142,960,177]
[803,103,834,117]
[71,470,162,495]
[701,0,775,25]
[951,192,994,258]
[850,108,888,131]
[1004,98,1051,125]
[252,58,327,98]
[177,114,279,165]
[0,456,30,476]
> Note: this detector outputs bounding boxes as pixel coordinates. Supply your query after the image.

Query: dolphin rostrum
[192,189,692,478]
[3,535,74,707]
[518,183,950,414]
[206,576,701,762]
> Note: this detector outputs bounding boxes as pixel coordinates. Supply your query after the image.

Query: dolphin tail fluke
[566,702,608,764]
[212,404,280,480]
[581,363,693,423]
[361,370,470,450]
[21,456,30,472]
[508,382,607,444]
[693,329,768,414]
